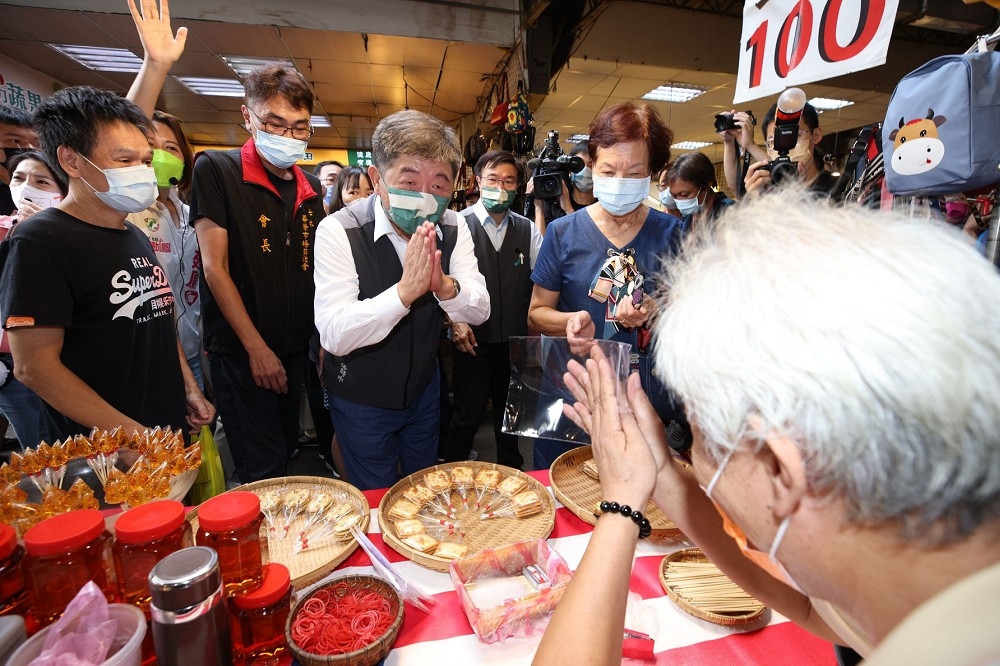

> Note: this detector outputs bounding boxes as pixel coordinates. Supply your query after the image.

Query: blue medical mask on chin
[252,124,307,169]
[659,189,676,209]
[675,188,704,217]
[80,155,157,214]
[571,165,593,191]
[592,175,650,216]
[386,187,451,235]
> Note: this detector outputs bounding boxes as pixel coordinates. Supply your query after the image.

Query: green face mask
[386,187,451,235]
[480,186,513,214]
[152,149,185,188]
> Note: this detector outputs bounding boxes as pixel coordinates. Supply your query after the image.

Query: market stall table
[329,470,837,665]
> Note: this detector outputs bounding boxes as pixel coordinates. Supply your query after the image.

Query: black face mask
[0,146,29,170]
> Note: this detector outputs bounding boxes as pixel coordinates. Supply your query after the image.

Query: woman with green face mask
[125,110,206,390]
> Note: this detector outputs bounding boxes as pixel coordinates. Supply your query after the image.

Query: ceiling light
[176,77,246,97]
[671,141,713,150]
[222,56,297,78]
[310,115,331,128]
[641,83,708,103]
[49,44,142,72]
[809,97,854,111]
[568,134,590,142]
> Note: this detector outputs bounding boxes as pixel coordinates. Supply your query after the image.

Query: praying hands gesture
[562,346,663,510]
[397,222,443,307]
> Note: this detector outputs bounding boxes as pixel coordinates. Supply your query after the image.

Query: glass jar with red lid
[22,508,117,633]
[229,562,291,663]
[0,523,26,618]
[114,499,195,665]
[195,491,268,596]
[113,499,194,608]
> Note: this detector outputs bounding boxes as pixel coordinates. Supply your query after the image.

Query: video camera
[763,87,807,186]
[527,130,585,200]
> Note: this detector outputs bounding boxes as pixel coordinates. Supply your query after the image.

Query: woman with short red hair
[527,102,687,469]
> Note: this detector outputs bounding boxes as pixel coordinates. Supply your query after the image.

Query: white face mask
[10,183,63,211]
[571,165,593,191]
[251,120,308,169]
[592,175,650,216]
[80,155,157,214]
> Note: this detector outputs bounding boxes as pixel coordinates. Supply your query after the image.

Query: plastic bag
[450,538,573,644]
[502,335,632,443]
[187,424,225,505]
[29,581,117,665]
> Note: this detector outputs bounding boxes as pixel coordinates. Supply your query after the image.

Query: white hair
[654,188,1000,544]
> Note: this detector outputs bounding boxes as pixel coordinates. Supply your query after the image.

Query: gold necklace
[600,211,643,239]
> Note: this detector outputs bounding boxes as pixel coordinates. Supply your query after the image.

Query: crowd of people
[0,3,996,663]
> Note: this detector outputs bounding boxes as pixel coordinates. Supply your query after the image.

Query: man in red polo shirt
[189,64,323,482]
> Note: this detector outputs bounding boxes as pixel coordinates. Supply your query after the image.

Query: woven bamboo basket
[187,475,369,588]
[377,461,555,572]
[285,574,403,666]
[548,446,683,538]
[659,548,766,626]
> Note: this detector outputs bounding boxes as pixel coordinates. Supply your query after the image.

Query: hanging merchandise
[465,129,488,166]
[489,76,510,127]
[882,50,1000,196]
[506,81,533,134]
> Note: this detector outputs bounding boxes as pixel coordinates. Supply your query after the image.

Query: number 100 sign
[734,0,899,104]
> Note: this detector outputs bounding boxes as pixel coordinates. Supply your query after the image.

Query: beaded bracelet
[599,500,652,539]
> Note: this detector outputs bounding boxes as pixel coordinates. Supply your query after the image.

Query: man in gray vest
[314,110,490,490]
[444,151,542,469]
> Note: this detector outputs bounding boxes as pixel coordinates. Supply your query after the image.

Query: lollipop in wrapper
[279,487,310,539]
[450,466,474,509]
[258,490,282,536]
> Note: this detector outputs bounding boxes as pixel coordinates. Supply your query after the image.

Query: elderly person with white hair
[534,189,1000,665]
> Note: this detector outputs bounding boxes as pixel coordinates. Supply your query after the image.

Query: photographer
[717,109,768,195]
[744,91,838,196]
[525,139,595,235]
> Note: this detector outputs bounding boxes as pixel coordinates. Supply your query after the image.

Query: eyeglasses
[765,128,812,151]
[480,175,518,189]
[249,110,314,141]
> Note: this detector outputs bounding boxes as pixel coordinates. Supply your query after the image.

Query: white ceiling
[0,0,986,160]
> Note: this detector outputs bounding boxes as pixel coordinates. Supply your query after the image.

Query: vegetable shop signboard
[734,0,899,103]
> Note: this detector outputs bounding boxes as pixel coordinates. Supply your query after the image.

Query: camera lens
[533,173,563,199]
[769,159,800,186]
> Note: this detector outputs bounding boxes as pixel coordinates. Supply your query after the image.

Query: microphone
[168,177,179,185]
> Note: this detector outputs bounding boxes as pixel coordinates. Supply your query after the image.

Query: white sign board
[734,0,899,104]
[0,52,62,114]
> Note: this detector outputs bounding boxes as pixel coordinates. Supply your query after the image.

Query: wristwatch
[434,277,461,303]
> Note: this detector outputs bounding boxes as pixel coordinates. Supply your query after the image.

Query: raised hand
[128,0,187,67]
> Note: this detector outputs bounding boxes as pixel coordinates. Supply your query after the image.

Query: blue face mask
[592,175,650,217]
[324,185,336,207]
[252,121,308,169]
[675,188,703,217]
[659,189,676,209]
[385,187,451,235]
[571,165,593,191]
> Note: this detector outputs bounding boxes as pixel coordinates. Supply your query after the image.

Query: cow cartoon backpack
[882,50,1000,196]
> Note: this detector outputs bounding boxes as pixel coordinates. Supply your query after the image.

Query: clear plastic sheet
[502,336,632,443]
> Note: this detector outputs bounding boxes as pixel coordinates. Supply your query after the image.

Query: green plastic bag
[188,425,226,504]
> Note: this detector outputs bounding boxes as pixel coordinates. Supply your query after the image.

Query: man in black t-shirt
[0,86,214,440]
[190,65,323,483]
